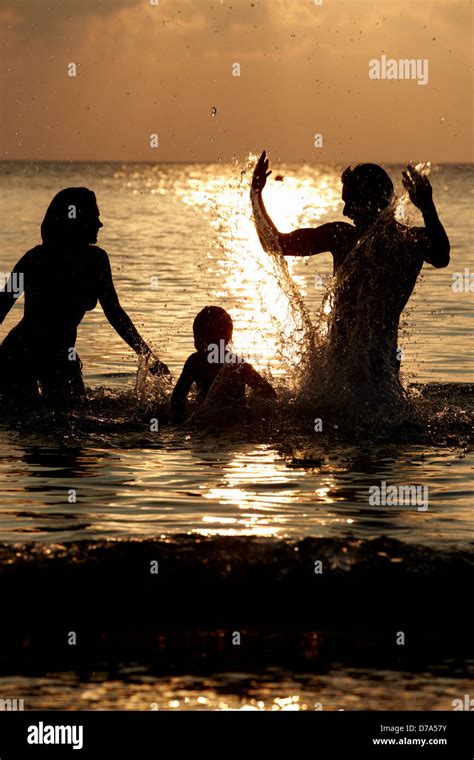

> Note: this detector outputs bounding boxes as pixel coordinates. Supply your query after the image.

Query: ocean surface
[0,161,472,710]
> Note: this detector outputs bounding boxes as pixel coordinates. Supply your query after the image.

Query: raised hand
[251,150,272,193]
[402,164,433,211]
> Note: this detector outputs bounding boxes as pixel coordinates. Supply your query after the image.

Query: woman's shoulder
[87,245,111,273]
[23,244,43,258]
[14,245,43,272]
[88,244,109,259]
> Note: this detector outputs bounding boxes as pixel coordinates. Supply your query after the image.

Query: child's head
[193,306,233,352]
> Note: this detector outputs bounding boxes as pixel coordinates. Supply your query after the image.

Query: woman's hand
[402,164,433,212]
[251,151,272,193]
[147,357,171,376]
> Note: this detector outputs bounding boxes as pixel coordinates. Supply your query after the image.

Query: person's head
[193,306,233,352]
[41,187,103,246]
[341,164,393,226]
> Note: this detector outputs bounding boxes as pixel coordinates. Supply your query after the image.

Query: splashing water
[134,156,456,435]
[131,153,321,423]
[244,154,315,379]
[174,154,316,383]
[246,159,437,430]
[395,162,432,225]
[88,159,472,443]
[0,159,470,445]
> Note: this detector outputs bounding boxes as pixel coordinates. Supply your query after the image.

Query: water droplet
[211,106,217,117]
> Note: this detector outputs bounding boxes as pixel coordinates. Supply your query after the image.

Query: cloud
[0,0,141,35]
[1,0,471,161]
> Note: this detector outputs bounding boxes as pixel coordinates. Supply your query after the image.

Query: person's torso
[194,351,247,402]
[20,244,100,344]
[330,220,424,349]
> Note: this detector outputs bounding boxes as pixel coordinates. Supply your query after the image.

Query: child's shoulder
[182,351,206,371]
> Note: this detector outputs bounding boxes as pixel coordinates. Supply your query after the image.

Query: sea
[0,160,472,710]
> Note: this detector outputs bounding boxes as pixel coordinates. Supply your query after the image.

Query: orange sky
[1,0,472,162]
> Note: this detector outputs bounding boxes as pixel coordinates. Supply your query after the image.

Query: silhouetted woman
[0,188,169,403]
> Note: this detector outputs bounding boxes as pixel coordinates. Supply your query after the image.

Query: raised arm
[97,247,170,374]
[251,151,352,259]
[402,165,450,268]
[171,354,198,423]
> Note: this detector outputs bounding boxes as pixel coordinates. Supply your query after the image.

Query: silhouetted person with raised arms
[0,188,169,403]
[251,152,450,387]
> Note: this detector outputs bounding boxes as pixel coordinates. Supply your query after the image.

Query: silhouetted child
[171,306,277,423]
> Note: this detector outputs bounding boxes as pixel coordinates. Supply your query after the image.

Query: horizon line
[1,159,472,166]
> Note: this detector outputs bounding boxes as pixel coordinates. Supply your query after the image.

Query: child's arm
[240,362,277,399]
[171,354,198,423]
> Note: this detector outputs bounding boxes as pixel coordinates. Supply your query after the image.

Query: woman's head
[193,306,233,352]
[41,188,103,246]
[341,164,394,224]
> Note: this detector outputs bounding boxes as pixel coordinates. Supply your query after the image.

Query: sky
[1,0,472,162]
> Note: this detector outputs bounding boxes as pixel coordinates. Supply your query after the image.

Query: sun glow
[178,161,340,379]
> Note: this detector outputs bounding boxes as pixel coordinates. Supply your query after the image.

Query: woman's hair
[193,306,233,350]
[41,187,98,245]
[341,164,394,209]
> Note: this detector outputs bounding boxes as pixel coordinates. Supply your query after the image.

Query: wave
[1,535,472,663]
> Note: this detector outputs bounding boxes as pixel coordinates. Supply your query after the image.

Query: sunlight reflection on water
[1,667,471,711]
[0,162,472,545]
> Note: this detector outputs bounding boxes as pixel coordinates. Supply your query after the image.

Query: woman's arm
[97,248,170,373]
[0,282,17,325]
